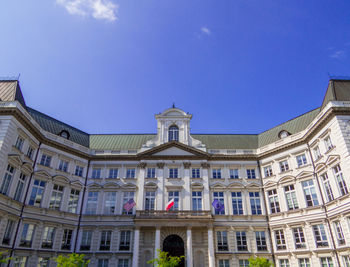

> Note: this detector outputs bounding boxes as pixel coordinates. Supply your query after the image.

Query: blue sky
[1,0,350,134]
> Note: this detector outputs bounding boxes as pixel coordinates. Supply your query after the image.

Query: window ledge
[296,163,311,170]
[325,146,336,154]
[278,170,292,175]
[264,175,276,179]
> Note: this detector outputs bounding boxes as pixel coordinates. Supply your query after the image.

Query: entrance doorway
[163,235,185,267]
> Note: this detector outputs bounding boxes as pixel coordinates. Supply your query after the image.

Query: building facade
[0,79,349,267]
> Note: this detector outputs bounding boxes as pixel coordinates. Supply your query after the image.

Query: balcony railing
[136,210,212,219]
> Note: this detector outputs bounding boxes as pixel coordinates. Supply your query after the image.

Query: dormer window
[59,130,70,140]
[278,130,290,139]
[168,125,179,142]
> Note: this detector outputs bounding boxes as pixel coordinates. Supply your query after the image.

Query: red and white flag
[166,199,174,211]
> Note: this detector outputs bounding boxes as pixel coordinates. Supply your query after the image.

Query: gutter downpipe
[306,142,341,267]
[7,142,42,267]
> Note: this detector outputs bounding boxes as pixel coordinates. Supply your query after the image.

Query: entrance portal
[163,234,185,267]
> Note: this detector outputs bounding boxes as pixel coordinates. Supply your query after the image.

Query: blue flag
[212,199,224,212]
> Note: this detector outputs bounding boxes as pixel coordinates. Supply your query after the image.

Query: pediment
[264,181,278,188]
[34,170,51,179]
[52,175,70,184]
[103,182,120,189]
[227,181,244,188]
[278,175,295,185]
[325,155,340,166]
[211,182,226,189]
[246,182,261,188]
[71,180,84,188]
[315,163,326,173]
[139,141,208,158]
[296,171,313,179]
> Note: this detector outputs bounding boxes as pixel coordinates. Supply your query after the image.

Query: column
[156,163,165,210]
[137,162,147,210]
[154,228,161,259]
[187,228,193,267]
[201,163,211,211]
[183,162,191,210]
[132,228,140,267]
[208,227,215,267]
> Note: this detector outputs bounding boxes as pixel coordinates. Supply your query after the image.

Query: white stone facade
[0,81,349,267]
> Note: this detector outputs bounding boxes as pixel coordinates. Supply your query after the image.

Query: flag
[123,199,136,212]
[166,199,175,211]
[212,199,224,212]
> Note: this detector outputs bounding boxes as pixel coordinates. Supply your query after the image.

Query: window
[80,230,92,250]
[296,154,307,167]
[59,130,70,139]
[122,192,134,214]
[13,256,27,267]
[239,260,249,267]
[212,168,221,179]
[284,184,299,210]
[268,189,280,214]
[217,231,228,251]
[169,168,178,178]
[68,189,80,213]
[104,192,116,214]
[146,167,156,178]
[41,226,55,249]
[109,168,118,178]
[118,259,129,267]
[219,260,230,267]
[313,146,321,160]
[92,168,101,179]
[145,191,156,210]
[333,164,348,196]
[26,146,34,159]
[0,164,15,195]
[192,168,200,178]
[38,257,50,267]
[213,192,225,215]
[293,227,306,249]
[247,169,256,179]
[58,159,69,172]
[279,259,290,267]
[19,223,35,247]
[279,130,290,139]
[49,184,64,210]
[313,224,328,247]
[334,221,345,245]
[14,172,26,201]
[61,229,73,250]
[249,192,262,215]
[40,154,52,167]
[264,166,273,177]
[321,173,334,202]
[299,258,310,267]
[236,231,247,251]
[192,191,202,211]
[324,136,333,151]
[279,160,289,172]
[168,125,179,142]
[75,165,84,177]
[255,231,267,251]
[126,168,135,178]
[274,230,286,250]
[302,179,319,207]
[86,191,98,215]
[119,230,131,250]
[100,231,112,250]
[231,192,243,215]
[168,191,179,210]
[343,256,350,267]
[2,219,15,245]
[230,169,239,179]
[29,179,46,207]
[320,257,333,267]
[98,259,109,267]
[15,136,24,151]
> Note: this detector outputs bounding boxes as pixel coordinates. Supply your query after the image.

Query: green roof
[90,134,155,150]
[192,134,258,149]
[27,107,90,147]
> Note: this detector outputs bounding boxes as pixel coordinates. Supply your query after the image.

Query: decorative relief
[201,163,210,169]
[138,162,147,169]
[183,162,191,169]
[157,162,165,169]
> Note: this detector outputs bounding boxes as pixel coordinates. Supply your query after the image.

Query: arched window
[168,125,179,142]
[59,130,70,140]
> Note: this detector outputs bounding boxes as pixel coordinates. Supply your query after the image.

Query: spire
[172,102,175,108]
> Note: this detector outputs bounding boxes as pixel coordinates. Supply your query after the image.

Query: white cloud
[57,0,118,21]
[201,27,211,36]
[330,50,345,59]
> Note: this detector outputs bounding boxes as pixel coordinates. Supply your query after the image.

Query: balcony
[135,210,212,219]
